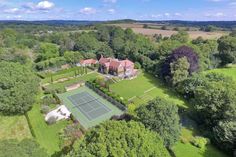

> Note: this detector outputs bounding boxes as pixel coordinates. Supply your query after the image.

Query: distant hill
[0,20,102,26]
[0,20,235,29]
[137,20,236,29]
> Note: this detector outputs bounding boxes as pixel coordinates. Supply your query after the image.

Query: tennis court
[57,86,123,129]
[68,92,111,121]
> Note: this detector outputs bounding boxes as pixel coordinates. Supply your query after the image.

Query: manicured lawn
[41,67,92,84]
[173,128,229,157]
[46,72,98,91]
[0,115,32,141]
[27,103,71,155]
[110,71,188,109]
[207,67,236,81]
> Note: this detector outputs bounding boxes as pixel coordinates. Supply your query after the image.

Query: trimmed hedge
[25,113,36,138]
[86,80,127,111]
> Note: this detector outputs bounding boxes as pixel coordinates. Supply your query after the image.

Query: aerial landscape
[0,0,236,157]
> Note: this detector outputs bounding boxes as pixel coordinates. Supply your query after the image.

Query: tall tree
[178,73,236,154]
[218,35,236,65]
[35,42,59,62]
[0,61,39,115]
[69,121,170,157]
[136,98,181,148]
[170,57,190,85]
[161,46,199,82]
[170,31,189,43]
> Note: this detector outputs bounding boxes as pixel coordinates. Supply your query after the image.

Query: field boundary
[24,113,36,138]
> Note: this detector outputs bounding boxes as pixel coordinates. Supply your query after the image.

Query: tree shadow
[200,145,230,157]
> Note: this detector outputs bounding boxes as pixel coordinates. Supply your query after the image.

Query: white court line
[144,87,156,93]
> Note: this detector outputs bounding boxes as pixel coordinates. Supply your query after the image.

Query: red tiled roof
[121,59,134,67]
[104,62,110,67]
[99,57,134,69]
[110,59,121,69]
[80,59,97,64]
[99,57,111,64]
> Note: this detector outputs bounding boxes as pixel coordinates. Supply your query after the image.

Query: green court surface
[57,86,123,129]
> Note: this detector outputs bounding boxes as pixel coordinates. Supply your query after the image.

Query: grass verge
[27,103,71,155]
[0,115,32,141]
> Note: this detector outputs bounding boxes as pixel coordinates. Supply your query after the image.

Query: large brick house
[78,59,97,67]
[98,56,137,77]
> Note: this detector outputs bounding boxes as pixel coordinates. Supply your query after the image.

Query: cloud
[174,13,182,16]
[229,1,236,6]
[22,1,55,11]
[103,0,117,3]
[205,12,225,17]
[164,13,170,16]
[108,9,115,14]
[36,1,55,10]
[3,8,20,14]
[215,12,224,16]
[151,14,162,18]
[79,7,97,15]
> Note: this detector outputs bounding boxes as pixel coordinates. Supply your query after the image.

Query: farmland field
[109,23,228,39]
[0,115,32,141]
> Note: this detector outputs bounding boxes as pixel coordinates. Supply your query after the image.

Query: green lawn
[206,67,236,81]
[110,71,188,109]
[173,128,228,157]
[27,103,71,155]
[46,72,98,91]
[40,67,92,84]
[0,115,32,141]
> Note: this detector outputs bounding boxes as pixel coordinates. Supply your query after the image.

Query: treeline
[139,20,236,30]
[0,23,234,75]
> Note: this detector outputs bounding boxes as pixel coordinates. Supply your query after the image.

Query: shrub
[190,136,209,149]
[42,95,56,106]
[70,114,78,123]
[46,116,57,125]
[134,62,141,69]
[41,105,50,114]
[56,87,66,94]
[180,137,188,144]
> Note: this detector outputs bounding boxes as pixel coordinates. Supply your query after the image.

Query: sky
[0,0,236,21]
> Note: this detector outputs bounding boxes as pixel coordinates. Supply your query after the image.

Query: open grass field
[27,103,71,155]
[173,128,228,157]
[110,23,228,39]
[0,115,32,141]
[110,71,188,109]
[58,86,123,129]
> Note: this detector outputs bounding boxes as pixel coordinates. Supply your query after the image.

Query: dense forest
[0,21,235,157]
